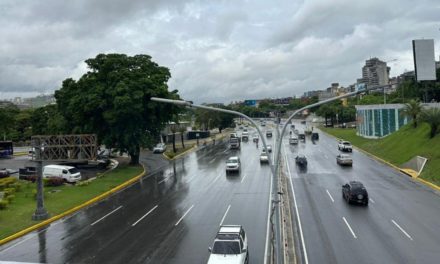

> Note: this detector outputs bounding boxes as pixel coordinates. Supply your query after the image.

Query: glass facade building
[355,104,408,138]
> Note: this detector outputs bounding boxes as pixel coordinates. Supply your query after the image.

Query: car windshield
[212,241,241,255]
[68,168,79,174]
[343,142,351,145]
[226,159,238,164]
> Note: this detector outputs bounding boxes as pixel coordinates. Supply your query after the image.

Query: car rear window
[212,241,241,254]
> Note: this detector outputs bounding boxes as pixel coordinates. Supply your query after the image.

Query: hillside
[320,123,440,186]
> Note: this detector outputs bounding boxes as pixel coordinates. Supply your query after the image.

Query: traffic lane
[284,148,411,264]
[315,128,440,250]
[143,140,272,263]
[286,130,440,263]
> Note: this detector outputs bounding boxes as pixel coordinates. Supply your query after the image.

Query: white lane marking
[318,148,323,152]
[213,174,222,183]
[91,206,123,226]
[132,205,158,226]
[324,154,329,159]
[175,205,194,226]
[326,189,335,203]
[391,220,413,241]
[219,205,231,226]
[222,149,229,154]
[342,217,357,239]
[209,158,216,164]
[158,177,168,184]
[284,147,309,264]
[263,158,274,264]
[369,198,375,204]
[241,173,248,183]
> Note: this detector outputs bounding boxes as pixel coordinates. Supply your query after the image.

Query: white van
[43,165,82,183]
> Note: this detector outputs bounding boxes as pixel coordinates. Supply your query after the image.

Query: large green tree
[0,105,19,140]
[55,54,181,164]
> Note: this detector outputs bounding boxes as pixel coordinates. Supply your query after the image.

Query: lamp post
[32,142,49,220]
[151,83,383,264]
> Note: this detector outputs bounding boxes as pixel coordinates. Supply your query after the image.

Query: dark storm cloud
[0,0,439,102]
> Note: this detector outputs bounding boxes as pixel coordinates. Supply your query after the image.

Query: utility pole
[32,143,49,221]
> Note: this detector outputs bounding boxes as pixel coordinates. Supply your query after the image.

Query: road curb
[12,152,28,157]
[163,144,197,160]
[0,165,146,246]
[320,128,440,192]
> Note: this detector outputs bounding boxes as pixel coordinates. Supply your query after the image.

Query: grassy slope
[0,165,142,240]
[320,123,440,185]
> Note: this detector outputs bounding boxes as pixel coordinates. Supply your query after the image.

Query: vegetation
[0,164,143,240]
[55,54,181,164]
[193,105,235,132]
[401,99,423,128]
[420,108,440,138]
[321,123,440,185]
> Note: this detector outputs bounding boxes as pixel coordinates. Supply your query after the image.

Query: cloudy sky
[0,0,439,104]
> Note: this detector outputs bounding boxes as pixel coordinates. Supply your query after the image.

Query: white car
[43,165,81,183]
[260,150,269,164]
[289,137,298,145]
[207,225,249,264]
[153,143,167,153]
[338,141,353,152]
[226,156,241,174]
[336,154,353,166]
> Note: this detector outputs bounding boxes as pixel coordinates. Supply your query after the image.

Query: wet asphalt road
[0,128,273,264]
[283,121,440,264]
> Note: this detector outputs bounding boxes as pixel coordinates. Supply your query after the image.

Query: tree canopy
[55,53,181,164]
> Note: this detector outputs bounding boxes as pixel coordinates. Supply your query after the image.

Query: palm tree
[420,108,440,138]
[401,99,423,128]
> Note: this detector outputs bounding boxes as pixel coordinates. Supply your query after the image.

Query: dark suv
[295,154,308,167]
[342,181,368,206]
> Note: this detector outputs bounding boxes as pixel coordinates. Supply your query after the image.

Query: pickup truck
[338,141,353,152]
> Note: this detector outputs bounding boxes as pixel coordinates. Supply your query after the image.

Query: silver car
[153,143,167,153]
[336,154,353,166]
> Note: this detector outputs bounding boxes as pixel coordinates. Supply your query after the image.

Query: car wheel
[364,201,369,206]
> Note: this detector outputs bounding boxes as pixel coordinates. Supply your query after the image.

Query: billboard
[244,100,257,107]
[412,39,436,81]
[355,83,366,92]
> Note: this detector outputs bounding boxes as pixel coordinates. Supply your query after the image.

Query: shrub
[6,194,15,202]
[44,177,64,187]
[10,182,21,192]
[0,200,8,209]
[76,181,90,187]
[4,188,15,197]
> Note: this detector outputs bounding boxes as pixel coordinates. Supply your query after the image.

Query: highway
[283,121,440,264]
[2,120,440,264]
[0,128,273,263]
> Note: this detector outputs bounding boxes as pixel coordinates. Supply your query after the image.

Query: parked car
[43,165,81,183]
[295,154,308,167]
[336,154,353,166]
[153,143,167,153]
[207,225,249,264]
[338,141,353,152]
[226,156,241,174]
[342,181,369,206]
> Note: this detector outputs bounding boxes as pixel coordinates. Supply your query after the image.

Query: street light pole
[32,144,49,221]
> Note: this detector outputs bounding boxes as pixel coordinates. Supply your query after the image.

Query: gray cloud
[0,0,439,103]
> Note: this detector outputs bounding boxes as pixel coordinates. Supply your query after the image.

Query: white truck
[338,141,353,152]
[43,165,82,183]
